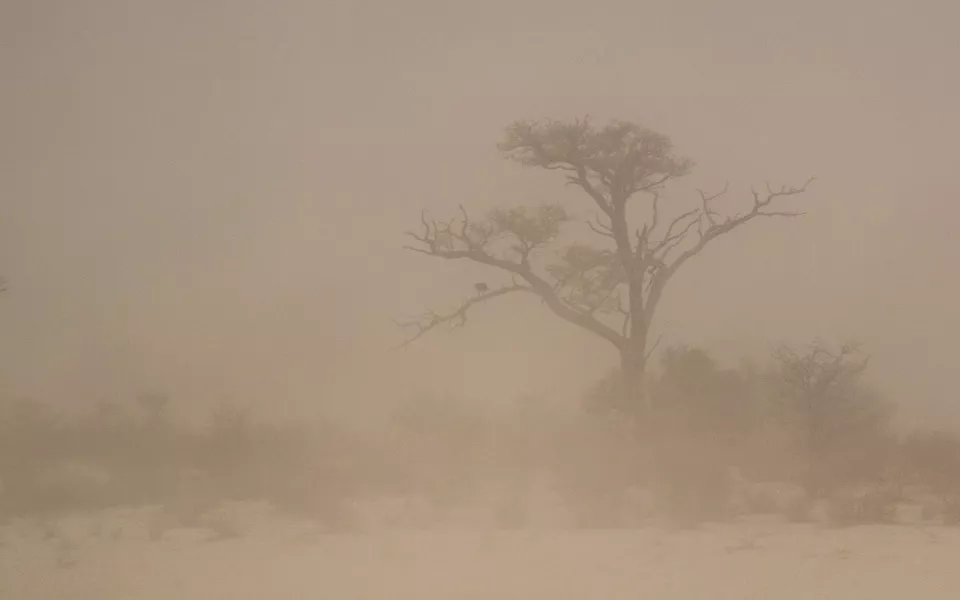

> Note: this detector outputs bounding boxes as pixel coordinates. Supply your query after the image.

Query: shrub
[654,453,733,526]
[201,505,245,541]
[826,484,899,526]
[942,495,960,525]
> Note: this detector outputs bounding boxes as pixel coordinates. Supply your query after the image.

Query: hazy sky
[2,0,959,427]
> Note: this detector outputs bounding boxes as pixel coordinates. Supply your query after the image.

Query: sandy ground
[3,515,959,600]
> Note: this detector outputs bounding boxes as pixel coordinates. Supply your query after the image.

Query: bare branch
[647,191,662,239]
[571,167,613,214]
[632,173,675,195]
[458,204,471,247]
[772,338,871,403]
[669,177,812,270]
[642,177,813,326]
[585,281,621,316]
[649,208,700,258]
[614,290,631,338]
[586,213,616,238]
[394,284,533,349]
[403,211,626,349]
[644,334,663,360]
[696,182,729,227]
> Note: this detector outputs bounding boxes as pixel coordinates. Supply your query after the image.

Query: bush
[942,495,960,525]
[0,397,357,524]
[826,484,899,526]
[653,444,734,526]
[900,430,960,494]
[735,480,811,521]
[200,505,245,541]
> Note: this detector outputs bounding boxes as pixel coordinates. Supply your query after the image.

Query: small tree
[769,341,892,496]
[899,429,960,494]
[400,117,812,424]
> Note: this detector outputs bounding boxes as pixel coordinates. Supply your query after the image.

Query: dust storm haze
[3,0,960,598]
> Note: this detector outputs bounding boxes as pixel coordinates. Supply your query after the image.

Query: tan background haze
[2,0,958,427]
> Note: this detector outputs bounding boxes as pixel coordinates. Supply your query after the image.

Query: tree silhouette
[770,341,891,495]
[399,116,812,423]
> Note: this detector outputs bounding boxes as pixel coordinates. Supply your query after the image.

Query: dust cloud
[3,1,960,598]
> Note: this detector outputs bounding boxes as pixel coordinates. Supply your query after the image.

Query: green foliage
[545,245,624,313]
[488,204,568,249]
[654,346,757,439]
[498,118,694,195]
[583,345,758,438]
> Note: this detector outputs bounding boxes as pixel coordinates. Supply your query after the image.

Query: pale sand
[2,518,958,599]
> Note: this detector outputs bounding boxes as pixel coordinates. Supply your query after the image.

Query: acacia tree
[770,341,892,495]
[399,117,812,422]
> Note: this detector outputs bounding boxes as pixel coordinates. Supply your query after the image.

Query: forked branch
[661,178,812,269]
[394,283,533,349]
[401,207,626,349]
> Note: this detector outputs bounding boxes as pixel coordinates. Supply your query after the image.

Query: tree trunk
[623,275,651,427]
[620,346,650,428]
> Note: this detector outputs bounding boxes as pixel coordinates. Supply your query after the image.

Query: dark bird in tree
[474,282,489,294]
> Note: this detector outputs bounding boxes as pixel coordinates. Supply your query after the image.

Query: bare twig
[614,290,631,338]
[571,166,613,214]
[640,177,813,329]
[649,209,700,259]
[648,191,662,236]
[645,334,663,360]
[584,281,621,316]
[394,283,533,349]
[671,178,811,270]
[401,210,626,349]
[586,213,616,238]
[696,182,729,227]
